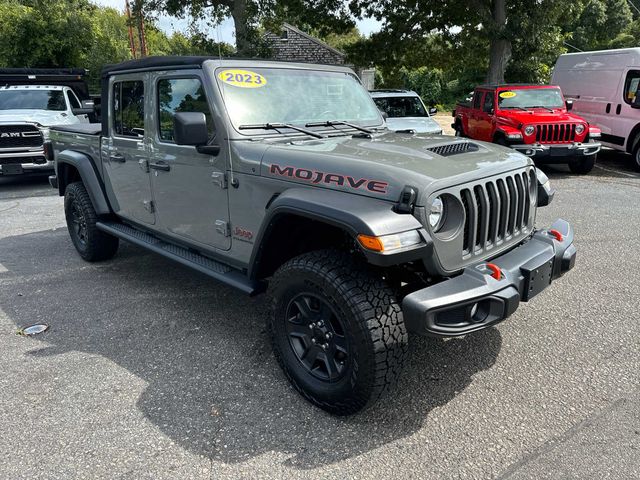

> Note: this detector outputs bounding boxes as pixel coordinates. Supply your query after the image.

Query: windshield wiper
[526,105,554,113]
[502,106,530,112]
[238,123,325,139]
[305,120,373,134]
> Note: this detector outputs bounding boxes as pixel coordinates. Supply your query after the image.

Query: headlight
[357,230,423,252]
[524,125,535,136]
[429,196,445,231]
[575,124,585,135]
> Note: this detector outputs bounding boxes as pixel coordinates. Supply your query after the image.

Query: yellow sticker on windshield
[499,91,517,99]
[218,69,267,88]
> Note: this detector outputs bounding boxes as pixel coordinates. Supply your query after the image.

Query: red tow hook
[486,263,502,280]
[548,229,563,242]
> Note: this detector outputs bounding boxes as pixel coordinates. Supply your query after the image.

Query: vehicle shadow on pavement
[0,229,502,469]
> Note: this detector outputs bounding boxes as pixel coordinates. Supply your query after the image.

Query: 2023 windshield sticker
[218,69,267,88]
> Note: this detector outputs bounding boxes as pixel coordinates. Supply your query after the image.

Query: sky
[90,0,382,46]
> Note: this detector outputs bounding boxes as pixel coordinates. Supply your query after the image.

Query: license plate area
[520,252,554,301]
[0,164,24,175]
[549,147,570,157]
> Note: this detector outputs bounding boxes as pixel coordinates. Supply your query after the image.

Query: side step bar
[96,221,263,295]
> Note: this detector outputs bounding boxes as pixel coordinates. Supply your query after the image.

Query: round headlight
[429,196,445,231]
[524,125,535,136]
[575,124,585,135]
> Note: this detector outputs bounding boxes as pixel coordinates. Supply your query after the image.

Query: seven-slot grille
[460,170,535,256]
[535,123,576,143]
[0,124,43,150]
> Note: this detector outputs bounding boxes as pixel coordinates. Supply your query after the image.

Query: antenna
[563,41,583,53]
[216,24,238,188]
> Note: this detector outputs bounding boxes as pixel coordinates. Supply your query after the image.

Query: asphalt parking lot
[1,150,639,479]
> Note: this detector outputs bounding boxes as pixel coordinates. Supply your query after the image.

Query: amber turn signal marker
[357,234,384,252]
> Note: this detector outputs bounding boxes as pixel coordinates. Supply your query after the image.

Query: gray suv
[49,57,576,415]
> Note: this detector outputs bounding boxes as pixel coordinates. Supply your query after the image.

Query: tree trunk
[486,38,511,84]
[231,0,250,56]
[485,0,511,84]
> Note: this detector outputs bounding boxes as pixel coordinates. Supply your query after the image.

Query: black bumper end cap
[48,175,58,189]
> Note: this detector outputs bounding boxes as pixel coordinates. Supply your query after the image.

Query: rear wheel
[64,182,119,261]
[268,250,408,415]
[568,154,596,174]
[632,140,640,172]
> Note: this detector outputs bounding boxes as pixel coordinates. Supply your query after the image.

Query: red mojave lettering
[269,164,389,194]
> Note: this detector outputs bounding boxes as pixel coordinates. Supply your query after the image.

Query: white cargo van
[552,48,640,170]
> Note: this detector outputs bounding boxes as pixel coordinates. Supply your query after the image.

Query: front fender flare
[248,188,430,279]
[57,150,111,215]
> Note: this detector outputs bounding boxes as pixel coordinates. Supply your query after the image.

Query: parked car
[50,57,575,415]
[552,47,640,171]
[452,84,602,174]
[0,68,94,176]
[370,89,442,134]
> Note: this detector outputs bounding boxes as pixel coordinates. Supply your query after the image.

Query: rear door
[102,74,156,225]
[468,90,486,138]
[148,72,231,250]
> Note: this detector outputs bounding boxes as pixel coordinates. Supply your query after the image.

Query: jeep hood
[0,109,78,126]
[259,131,531,204]
[497,109,588,126]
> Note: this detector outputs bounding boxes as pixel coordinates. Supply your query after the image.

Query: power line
[627,0,640,17]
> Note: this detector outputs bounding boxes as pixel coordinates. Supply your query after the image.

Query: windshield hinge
[215,220,230,237]
[211,171,228,189]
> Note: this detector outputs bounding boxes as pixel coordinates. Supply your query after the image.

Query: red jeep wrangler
[452,84,602,174]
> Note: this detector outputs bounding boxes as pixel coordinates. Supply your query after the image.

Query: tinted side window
[113,80,144,137]
[473,91,483,110]
[157,78,213,142]
[66,90,80,109]
[623,70,640,105]
[483,92,494,113]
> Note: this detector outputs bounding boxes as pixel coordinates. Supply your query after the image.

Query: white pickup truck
[0,84,93,176]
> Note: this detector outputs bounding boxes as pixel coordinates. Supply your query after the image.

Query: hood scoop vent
[427,142,479,157]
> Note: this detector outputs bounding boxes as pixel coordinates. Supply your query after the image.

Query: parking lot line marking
[594,164,640,178]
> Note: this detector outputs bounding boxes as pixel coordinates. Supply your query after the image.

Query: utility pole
[125,0,137,58]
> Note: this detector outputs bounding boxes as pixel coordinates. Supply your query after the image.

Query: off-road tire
[64,181,119,262]
[268,250,408,415]
[568,154,596,174]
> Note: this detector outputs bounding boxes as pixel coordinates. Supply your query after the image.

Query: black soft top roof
[101,56,213,77]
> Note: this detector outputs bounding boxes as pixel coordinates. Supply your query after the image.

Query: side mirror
[72,107,94,116]
[565,99,574,111]
[379,110,389,120]
[174,112,220,155]
[429,107,438,115]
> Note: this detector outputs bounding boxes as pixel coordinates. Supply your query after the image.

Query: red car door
[467,90,486,138]
[476,90,495,142]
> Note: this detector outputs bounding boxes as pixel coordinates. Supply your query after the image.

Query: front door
[468,90,486,138]
[103,75,155,225]
[148,74,231,250]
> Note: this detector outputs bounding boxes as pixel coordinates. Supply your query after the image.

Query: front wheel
[632,140,640,172]
[568,154,596,174]
[64,182,119,261]
[268,250,408,415]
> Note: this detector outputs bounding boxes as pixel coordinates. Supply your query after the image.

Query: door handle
[149,161,171,172]
[109,153,126,163]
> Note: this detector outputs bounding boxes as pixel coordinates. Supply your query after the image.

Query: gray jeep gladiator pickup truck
[49,56,576,415]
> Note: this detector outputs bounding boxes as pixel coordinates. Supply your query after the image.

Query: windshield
[373,96,428,117]
[215,67,382,132]
[0,90,66,111]
[497,88,564,110]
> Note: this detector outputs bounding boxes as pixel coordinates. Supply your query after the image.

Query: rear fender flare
[57,150,111,215]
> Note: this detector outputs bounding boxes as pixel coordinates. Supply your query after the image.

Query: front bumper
[0,150,52,175]
[512,141,601,162]
[402,218,576,336]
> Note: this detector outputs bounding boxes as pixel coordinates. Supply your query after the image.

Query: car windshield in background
[497,88,564,109]
[373,96,428,117]
[0,90,66,111]
[215,67,382,132]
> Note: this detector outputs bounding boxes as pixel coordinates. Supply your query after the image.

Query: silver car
[370,89,442,134]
